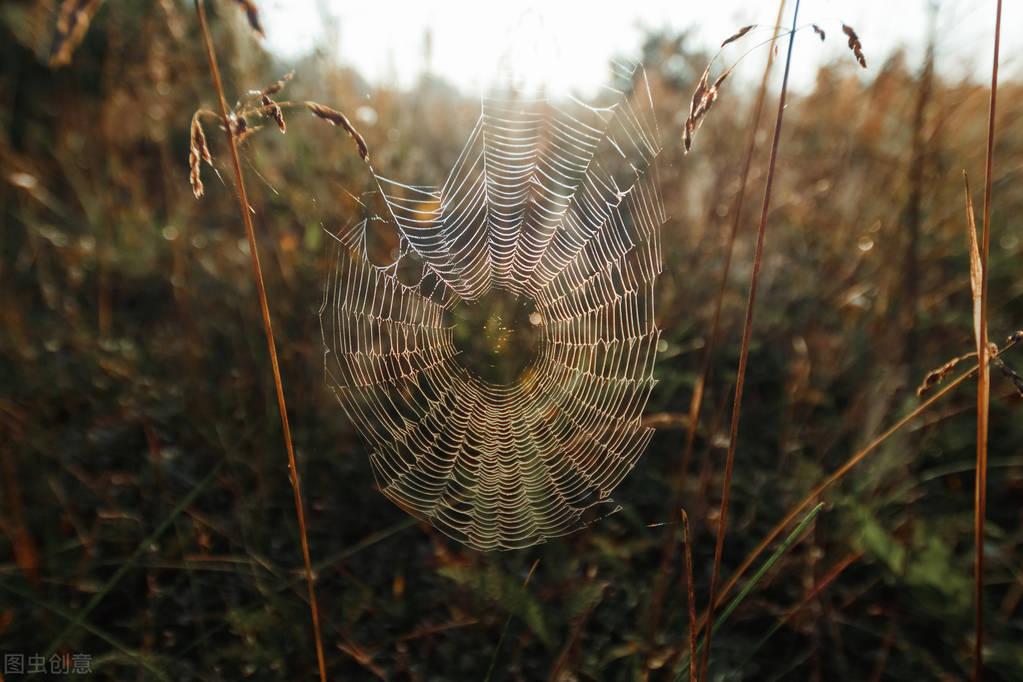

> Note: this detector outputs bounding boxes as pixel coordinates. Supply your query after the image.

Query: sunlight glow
[260,0,1020,95]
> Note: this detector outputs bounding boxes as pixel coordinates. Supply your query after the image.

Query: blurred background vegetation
[1,1,1022,680]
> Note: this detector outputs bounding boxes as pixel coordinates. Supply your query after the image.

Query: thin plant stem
[676,0,786,493]
[700,337,1018,630]
[681,510,697,682]
[674,503,825,681]
[192,2,328,680]
[699,1,800,677]
[974,2,1002,679]
[643,0,786,646]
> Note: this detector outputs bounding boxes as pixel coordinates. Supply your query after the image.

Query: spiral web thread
[321,62,665,550]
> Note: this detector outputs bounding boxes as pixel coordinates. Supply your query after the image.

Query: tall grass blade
[973,2,1002,677]
[675,502,826,681]
[700,1,801,676]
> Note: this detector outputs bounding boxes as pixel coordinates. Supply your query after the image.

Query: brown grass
[699,1,801,676]
[643,4,788,654]
[193,2,328,680]
[681,510,697,682]
[306,101,371,163]
[974,2,1003,678]
[700,335,1021,633]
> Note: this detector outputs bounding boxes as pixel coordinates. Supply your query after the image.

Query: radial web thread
[321,63,666,550]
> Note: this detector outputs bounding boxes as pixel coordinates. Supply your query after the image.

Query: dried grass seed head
[841,23,867,68]
[189,112,213,198]
[232,0,264,38]
[721,24,755,48]
[262,95,286,133]
[306,102,370,162]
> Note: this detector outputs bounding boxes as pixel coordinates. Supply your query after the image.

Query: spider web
[321,62,665,551]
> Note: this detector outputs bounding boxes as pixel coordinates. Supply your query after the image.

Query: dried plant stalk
[700,1,801,676]
[192,2,327,681]
[644,0,788,656]
[680,510,697,682]
[974,2,1002,678]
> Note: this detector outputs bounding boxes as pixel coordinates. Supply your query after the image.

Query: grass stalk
[702,336,1019,630]
[677,0,787,504]
[681,510,697,682]
[192,2,328,680]
[674,503,825,681]
[974,2,1002,678]
[699,1,801,677]
[643,0,787,651]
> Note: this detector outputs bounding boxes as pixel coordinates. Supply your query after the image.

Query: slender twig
[974,2,1002,679]
[700,337,1019,630]
[699,2,801,677]
[192,2,328,680]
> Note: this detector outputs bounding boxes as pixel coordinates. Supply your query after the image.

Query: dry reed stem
[680,510,697,682]
[644,0,787,651]
[700,336,1020,633]
[974,3,1002,678]
[192,2,328,680]
[699,2,800,676]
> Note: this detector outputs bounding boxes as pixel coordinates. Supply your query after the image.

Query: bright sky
[260,0,1019,95]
